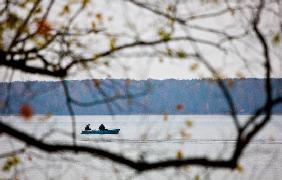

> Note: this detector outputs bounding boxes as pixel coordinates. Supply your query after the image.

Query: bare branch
[0,121,237,171]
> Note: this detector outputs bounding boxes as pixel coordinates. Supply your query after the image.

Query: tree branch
[0,121,236,171]
[0,56,67,77]
[1,94,281,172]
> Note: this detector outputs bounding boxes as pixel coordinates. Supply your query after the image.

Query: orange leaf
[93,79,100,87]
[27,155,32,161]
[20,104,33,120]
[180,129,191,139]
[236,164,244,173]
[163,112,168,121]
[36,20,51,35]
[176,104,184,111]
[95,13,103,22]
[125,79,131,86]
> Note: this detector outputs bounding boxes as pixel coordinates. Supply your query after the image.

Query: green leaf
[6,13,21,28]
[194,175,200,180]
[2,164,11,172]
[2,156,21,172]
[60,5,70,15]
[272,33,280,45]
[82,0,90,8]
[176,49,187,59]
[185,120,193,127]
[109,37,116,50]
[167,48,173,56]
[158,29,171,41]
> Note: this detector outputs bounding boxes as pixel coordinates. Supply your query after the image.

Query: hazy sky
[1,0,281,81]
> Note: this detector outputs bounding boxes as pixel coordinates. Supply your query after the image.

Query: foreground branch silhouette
[0,0,281,176]
[1,97,282,171]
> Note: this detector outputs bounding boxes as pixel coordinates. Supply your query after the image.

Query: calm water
[1,115,282,179]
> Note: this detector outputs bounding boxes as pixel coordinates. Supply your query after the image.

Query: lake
[1,115,282,180]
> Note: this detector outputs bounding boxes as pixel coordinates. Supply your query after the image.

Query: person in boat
[99,124,107,130]
[85,124,91,131]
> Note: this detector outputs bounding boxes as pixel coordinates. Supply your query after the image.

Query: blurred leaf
[36,19,52,36]
[18,0,29,8]
[229,8,235,16]
[12,156,20,164]
[60,5,70,15]
[180,129,191,139]
[109,37,116,50]
[76,41,86,49]
[166,48,173,56]
[227,79,234,88]
[96,13,103,22]
[91,21,98,33]
[20,104,33,120]
[190,63,198,71]
[81,61,89,69]
[176,104,184,111]
[212,72,225,80]
[104,61,110,66]
[93,79,100,88]
[167,18,175,26]
[163,112,168,121]
[91,54,98,61]
[235,71,245,79]
[185,120,193,127]
[125,79,131,86]
[82,0,90,8]
[166,4,176,12]
[2,156,21,172]
[6,13,21,28]
[35,6,42,14]
[176,49,187,59]
[272,33,280,45]
[33,38,46,48]
[2,164,11,172]
[27,155,32,161]
[176,150,184,160]
[236,164,244,173]
[158,29,171,41]
[194,175,200,180]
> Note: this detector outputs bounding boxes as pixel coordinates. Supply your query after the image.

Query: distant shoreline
[1,77,281,84]
[1,78,281,115]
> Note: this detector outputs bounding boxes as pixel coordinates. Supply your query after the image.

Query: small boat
[81,129,120,134]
